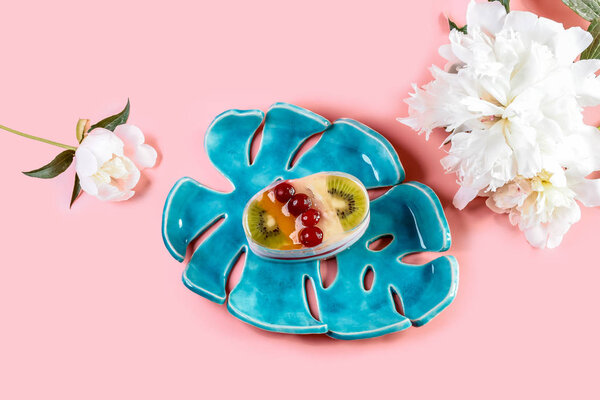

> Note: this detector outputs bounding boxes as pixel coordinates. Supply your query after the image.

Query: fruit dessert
[243,172,370,261]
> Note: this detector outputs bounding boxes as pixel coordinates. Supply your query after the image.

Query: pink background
[1,0,598,398]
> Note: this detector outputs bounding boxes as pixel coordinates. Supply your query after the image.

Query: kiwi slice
[326,176,368,231]
[246,201,289,249]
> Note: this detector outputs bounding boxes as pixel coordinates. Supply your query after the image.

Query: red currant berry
[287,193,312,216]
[300,209,321,226]
[299,226,323,247]
[274,182,295,203]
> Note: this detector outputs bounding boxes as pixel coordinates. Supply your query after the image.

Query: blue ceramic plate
[162,103,459,340]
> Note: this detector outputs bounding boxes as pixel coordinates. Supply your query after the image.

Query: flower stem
[0,124,77,151]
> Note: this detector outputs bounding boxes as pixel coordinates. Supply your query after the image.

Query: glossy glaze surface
[162,102,458,339]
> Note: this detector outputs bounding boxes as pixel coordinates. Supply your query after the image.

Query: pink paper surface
[1,0,598,398]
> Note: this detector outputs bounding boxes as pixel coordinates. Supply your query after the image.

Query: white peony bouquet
[401,0,600,248]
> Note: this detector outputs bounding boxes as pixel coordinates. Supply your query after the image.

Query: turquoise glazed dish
[162,102,459,340]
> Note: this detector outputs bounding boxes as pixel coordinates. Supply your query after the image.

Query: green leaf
[489,0,510,13]
[582,19,600,59]
[448,18,467,34]
[563,0,600,21]
[89,99,130,132]
[22,150,75,179]
[70,174,82,208]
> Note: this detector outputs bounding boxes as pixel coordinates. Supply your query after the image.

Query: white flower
[75,124,157,201]
[400,0,600,248]
[486,171,581,249]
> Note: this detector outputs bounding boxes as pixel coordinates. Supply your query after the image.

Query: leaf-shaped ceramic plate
[162,103,459,340]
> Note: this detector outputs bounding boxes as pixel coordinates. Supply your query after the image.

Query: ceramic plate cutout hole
[304,276,321,321]
[186,215,226,262]
[226,249,246,295]
[248,124,264,165]
[368,186,393,201]
[362,266,374,291]
[319,257,338,289]
[368,234,394,252]
[390,288,405,316]
[401,252,442,266]
[287,132,323,170]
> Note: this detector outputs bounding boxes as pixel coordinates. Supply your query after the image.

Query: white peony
[485,171,581,249]
[75,124,157,201]
[400,0,600,248]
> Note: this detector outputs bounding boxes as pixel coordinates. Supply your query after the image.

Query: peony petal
[75,147,99,177]
[572,179,600,207]
[79,128,124,165]
[508,210,521,226]
[572,58,600,76]
[530,16,564,48]
[453,185,479,210]
[402,67,492,139]
[487,181,529,210]
[543,157,567,188]
[552,27,592,65]
[444,124,515,192]
[96,182,135,202]
[114,124,144,146]
[120,156,141,190]
[502,10,538,35]
[523,224,549,249]
[546,205,581,248]
[466,0,507,35]
[461,96,505,116]
[114,124,157,170]
[546,234,564,249]
[508,44,555,98]
[133,143,157,169]
[504,122,541,178]
[572,59,600,107]
[485,196,508,214]
[79,175,99,196]
[438,43,462,71]
[563,126,600,173]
